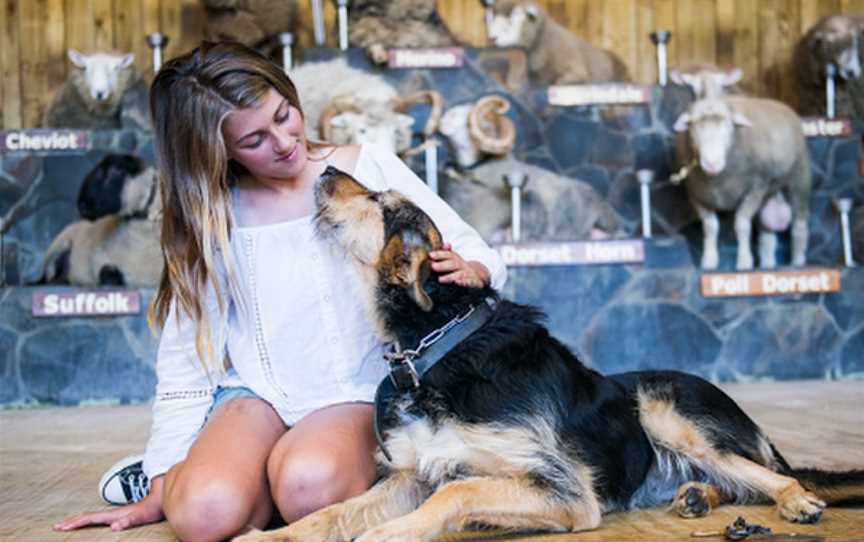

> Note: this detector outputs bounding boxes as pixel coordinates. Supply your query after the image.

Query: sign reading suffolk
[700,268,841,298]
[387,48,465,69]
[32,290,141,317]
[0,129,89,154]
[548,84,652,106]
[496,239,644,267]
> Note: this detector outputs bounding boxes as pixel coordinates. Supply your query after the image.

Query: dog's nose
[320,166,343,181]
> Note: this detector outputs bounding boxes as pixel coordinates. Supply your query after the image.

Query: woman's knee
[164,466,270,542]
[267,449,375,522]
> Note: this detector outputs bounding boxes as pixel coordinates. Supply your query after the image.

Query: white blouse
[142,144,507,479]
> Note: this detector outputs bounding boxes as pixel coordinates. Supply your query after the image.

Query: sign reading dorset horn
[700,269,841,298]
[800,117,852,138]
[548,84,652,106]
[387,48,465,69]
[0,129,90,154]
[32,290,141,317]
[496,239,645,267]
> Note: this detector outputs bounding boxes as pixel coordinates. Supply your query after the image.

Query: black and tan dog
[238,167,863,542]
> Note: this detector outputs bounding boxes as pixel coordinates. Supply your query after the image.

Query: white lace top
[142,144,507,478]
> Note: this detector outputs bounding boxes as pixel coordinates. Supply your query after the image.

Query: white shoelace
[125,472,150,503]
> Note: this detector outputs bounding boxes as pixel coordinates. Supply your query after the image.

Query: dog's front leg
[355,476,602,542]
[233,471,426,542]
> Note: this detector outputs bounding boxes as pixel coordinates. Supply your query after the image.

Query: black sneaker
[98,455,150,505]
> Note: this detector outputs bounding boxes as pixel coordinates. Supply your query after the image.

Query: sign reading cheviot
[700,269,841,298]
[32,290,141,317]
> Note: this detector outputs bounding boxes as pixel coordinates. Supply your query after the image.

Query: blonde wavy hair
[148,41,322,372]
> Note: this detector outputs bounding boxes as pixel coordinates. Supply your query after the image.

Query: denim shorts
[202,383,262,426]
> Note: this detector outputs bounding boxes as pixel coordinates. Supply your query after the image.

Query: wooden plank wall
[2,0,863,130]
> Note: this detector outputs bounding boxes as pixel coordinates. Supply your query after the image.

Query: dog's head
[315,166,443,314]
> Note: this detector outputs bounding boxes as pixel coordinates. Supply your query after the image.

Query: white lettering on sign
[496,239,644,267]
[388,48,465,69]
[548,84,651,106]
[1,129,89,153]
[700,269,840,298]
[800,117,852,137]
[32,291,141,317]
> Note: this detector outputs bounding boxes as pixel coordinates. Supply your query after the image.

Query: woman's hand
[53,476,164,532]
[429,243,490,289]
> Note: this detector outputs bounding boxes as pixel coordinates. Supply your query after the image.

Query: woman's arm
[363,145,507,290]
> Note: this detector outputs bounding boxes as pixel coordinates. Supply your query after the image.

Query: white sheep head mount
[68,49,135,104]
[440,95,516,168]
[669,66,742,99]
[674,99,752,176]
[319,91,442,155]
[488,1,541,47]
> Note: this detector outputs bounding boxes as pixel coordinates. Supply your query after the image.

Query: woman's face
[222,88,308,182]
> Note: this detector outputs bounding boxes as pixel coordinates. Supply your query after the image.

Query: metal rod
[650,31,671,86]
[504,172,527,243]
[279,33,294,72]
[637,169,654,238]
[826,63,837,119]
[425,142,438,195]
[311,0,326,46]
[146,32,169,74]
[337,0,349,51]
[482,0,495,40]
[836,198,855,266]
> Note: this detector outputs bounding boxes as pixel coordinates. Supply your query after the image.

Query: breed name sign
[496,239,644,267]
[548,84,651,106]
[0,129,89,154]
[700,269,841,298]
[32,290,141,317]
[388,48,465,69]
[800,117,852,138]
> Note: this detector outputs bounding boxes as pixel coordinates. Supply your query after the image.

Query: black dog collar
[373,296,497,461]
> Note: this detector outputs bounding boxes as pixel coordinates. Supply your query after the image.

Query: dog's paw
[777,486,826,524]
[672,482,718,519]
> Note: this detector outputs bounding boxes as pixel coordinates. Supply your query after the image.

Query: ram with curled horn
[440,94,517,168]
[318,90,443,157]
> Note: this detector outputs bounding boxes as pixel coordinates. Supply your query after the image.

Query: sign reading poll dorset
[700,269,841,298]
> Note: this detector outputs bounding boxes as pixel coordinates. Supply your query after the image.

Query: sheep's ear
[732,111,752,127]
[119,53,135,69]
[673,112,691,132]
[679,73,701,90]
[68,49,86,68]
[722,68,743,86]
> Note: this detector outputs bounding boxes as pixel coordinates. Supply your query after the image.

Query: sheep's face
[68,50,134,103]
[440,105,479,168]
[328,111,414,154]
[488,3,539,48]
[810,16,862,80]
[674,100,752,177]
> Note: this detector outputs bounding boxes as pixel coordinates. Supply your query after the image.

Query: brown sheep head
[807,15,863,80]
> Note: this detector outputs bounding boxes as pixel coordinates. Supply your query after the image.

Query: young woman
[53,41,506,542]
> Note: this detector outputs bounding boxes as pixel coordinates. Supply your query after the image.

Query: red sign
[0,129,89,153]
[32,290,141,317]
[548,84,652,106]
[800,117,852,138]
[387,48,465,69]
[700,269,841,298]
[495,239,645,267]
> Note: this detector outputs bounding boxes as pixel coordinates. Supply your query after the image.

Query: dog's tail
[787,467,864,505]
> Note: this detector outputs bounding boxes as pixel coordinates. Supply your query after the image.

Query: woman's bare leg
[267,402,378,523]
[163,397,287,542]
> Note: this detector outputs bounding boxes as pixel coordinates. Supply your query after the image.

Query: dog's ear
[380,235,434,312]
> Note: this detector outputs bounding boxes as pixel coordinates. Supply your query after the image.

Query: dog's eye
[367,194,379,202]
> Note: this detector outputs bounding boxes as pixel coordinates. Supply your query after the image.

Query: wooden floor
[2,380,863,542]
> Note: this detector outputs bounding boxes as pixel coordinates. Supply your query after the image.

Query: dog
[237,167,864,542]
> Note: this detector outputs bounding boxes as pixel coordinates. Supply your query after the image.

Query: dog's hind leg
[354,477,602,542]
[233,471,427,542]
[639,392,826,523]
